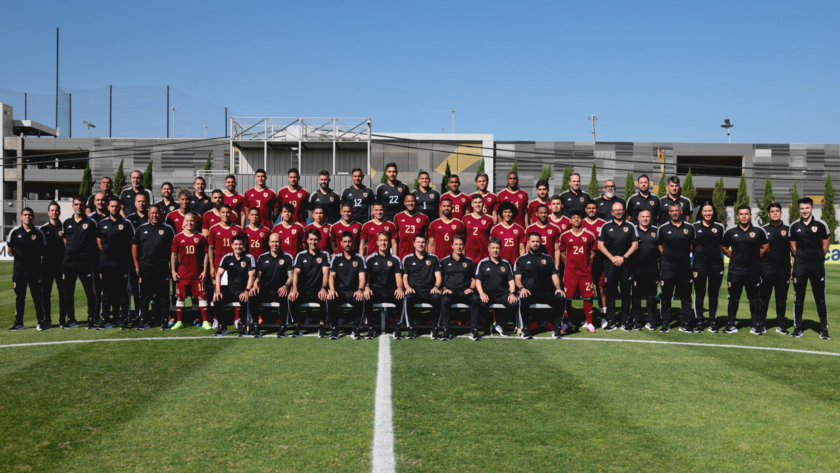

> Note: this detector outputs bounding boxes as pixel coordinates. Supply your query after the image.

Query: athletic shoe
[201,321,213,330]
[758,325,767,335]
[36,323,47,331]
[520,328,533,339]
[212,320,219,329]
[237,326,248,337]
[193,319,202,327]
[583,323,597,333]
[366,329,376,339]
[161,325,170,331]
[749,327,762,335]
[469,329,481,341]
[120,326,130,331]
[351,330,363,340]
[252,326,263,338]
[565,319,577,331]
[393,330,404,340]
[708,325,720,334]
[171,321,184,330]
[86,325,96,330]
[291,326,303,338]
[430,328,439,340]
[605,324,618,331]
[317,326,327,339]
[277,326,287,338]
[234,319,242,330]
[723,325,738,334]
[329,328,340,340]
[633,324,644,331]
[546,322,555,332]
[820,330,831,340]
[100,322,114,330]
[167,319,176,328]
[407,328,417,340]
[8,323,24,331]
[601,318,609,329]
[552,328,563,340]
[791,328,803,338]
[776,326,789,335]
[621,325,632,332]
[441,330,451,341]
[659,326,670,333]
[68,320,80,328]
[135,323,150,330]
[644,323,656,331]
[694,323,704,333]
[484,325,493,337]
[214,326,228,336]
[679,327,692,333]
[494,325,509,337]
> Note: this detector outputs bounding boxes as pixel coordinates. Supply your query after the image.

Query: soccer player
[632,209,660,331]
[692,202,725,332]
[328,232,368,340]
[156,182,177,217]
[120,170,153,217]
[309,170,341,224]
[126,193,150,228]
[525,179,551,227]
[496,172,528,227]
[441,174,470,221]
[331,203,363,253]
[89,192,109,223]
[271,204,306,257]
[62,197,99,329]
[222,174,245,216]
[559,210,598,333]
[657,203,696,332]
[526,204,562,269]
[438,235,479,341]
[760,202,792,334]
[242,169,277,228]
[463,194,493,262]
[170,213,210,330]
[428,198,466,261]
[305,207,334,254]
[626,174,660,225]
[399,234,442,340]
[789,197,830,339]
[721,205,769,335]
[208,205,243,306]
[394,193,430,259]
[659,176,691,223]
[212,235,256,337]
[41,202,66,328]
[86,177,114,215]
[475,238,517,337]
[203,190,239,235]
[594,180,626,223]
[376,162,411,222]
[515,233,566,339]
[290,229,331,337]
[583,201,608,324]
[166,188,203,234]
[559,172,591,218]
[360,203,396,256]
[132,205,176,330]
[413,171,440,222]
[470,172,498,222]
[251,233,295,338]
[548,195,571,233]
[277,168,309,224]
[364,232,406,339]
[96,198,134,330]
[190,176,212,215]
[244,208,270,261]
[341,167,375,224]
[598,202,639,331]
[7,208,47,331]
[490,202,526,264]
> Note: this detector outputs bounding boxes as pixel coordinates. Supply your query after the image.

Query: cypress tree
[204,151,213,171]
[755,176,774,225]
[560,167,572,193]
[683,169,697,221]
[624,172,635,201]
[79,163,93,200]
[510,159,518,176]
[588,162,599,197]
[823,174,837,243]
[789,183,801,222]
[713,177,728,226]
[441,162,451,193]
[734,174,750,209]
[538,165,552,181]
[657,173,667,197]
[141,160,154,190]
[412,168,423,191]
[476,158,485,174]
[114,159,126,194]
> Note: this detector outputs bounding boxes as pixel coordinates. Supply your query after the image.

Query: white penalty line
[372,334,396,473]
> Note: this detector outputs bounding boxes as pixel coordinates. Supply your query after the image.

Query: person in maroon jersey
[222,175,244,215]
[305,207,333,254]
[525,180,551,227]
[490,202,526,263]
[203,190,239,236]
[170,213,210,330]
[330,203,363,253]
[244,208,270,261]
[276,168,309,223]
[526,203,562,269]
[471,172,498,223]
[464,194,493,262]
[559,209,598,333]
[166,188,203,234]
[582,200,608,325]
[242,169,277,228]
[549,195,571,233]
[360,203,396,256]
[440,174,470,221]
[428,198,466,260]
[495,172,528,227]
[393,193,430,259]
[271,203,306,257]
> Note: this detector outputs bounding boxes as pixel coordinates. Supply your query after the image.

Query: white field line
[372,335,396,473]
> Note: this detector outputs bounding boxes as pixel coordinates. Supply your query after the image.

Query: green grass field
[2,262,839,472]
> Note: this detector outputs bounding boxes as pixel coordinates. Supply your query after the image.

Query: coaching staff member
[475,237,517,338]
[659,176,691,223]
[41,202,65,328]
[627,174,661,225]
[400,234,442,340]
[132,205,176,330]
[515,233,566,340]
[329,232,368,340]
[657,203,695,332]
[789,197,831,339]
[213,235,256,337]
[598,201,639,331]
[290,229,331,338]
[364,232,405,339]
[7,208,47,331]
[439,235,479,341]
[633,209,660,330]
[761,202,792,334]
[251,233,294,338]
[97,198,134,329]
[721,205,769,335]
[62,196,99,329]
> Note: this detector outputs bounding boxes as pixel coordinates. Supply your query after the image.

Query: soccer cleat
[441,330,451,341]
[520,328,533,339]
[552,328,563,339]
[9,323,24,331]
[644,323,656,331]
[605,324,618,331]
[679,327,692,333]
[583,323,597,333]
[167,319,176,328]
[708,325,720,334]
[494,325,509,337]
[201,321,213,330]
[659,326,671,333]
[366,328,376,339]
[407,328,417,340]
[318,326,327,339]
[351,330,363,340]
[214,326,228,336]
[820,330,831,340]
[469,329,481,341]
[135,323,150,330]
[776,326,789,335]
[291,326,303,338]
[171,321,184,330]
[723,325,738,334]
[193,319,202,327]
[791,328,803,338]
[329,327,340,340]
[393,330,404,340]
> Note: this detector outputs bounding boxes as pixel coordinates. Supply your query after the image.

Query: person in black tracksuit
[7,208,47,331]
[659,176,692,224]
[721,205,769,334]
[328,232,367,340]
[657,204,696,332]
[96,198,135,329]
[291,230,331,338]
[559,173,591,218]
[132,205,176,329]
[41,202,66,328]
[597,201,639,330]
[761,202,792,335]
[400,234,442,340]
[62,197,100,329]
[253,233,295,338]
[365,232,405,339]
[626,174,661,226]
[789,197,831,339]
[439,236,479,341]
[632,210,659,330]
[692,202,725,333]
[475,238,518,337]
[514,233,566,340]
[125,193,150,323]
[213,236,256,336]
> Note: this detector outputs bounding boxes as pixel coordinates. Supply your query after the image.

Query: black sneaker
[365,328,376,339]
[351,330,363,340]
[277,326,287,338]
[659,326,671,333]
[484,325,493,337]
[678,327,692,333]
[621,324,632,332]
[329,327,340,340]
[520,328,533,339]
[469,329,481,341]
[605,324,618,331]
[441,330,451,341]
[407,328,417,340]
[97,323,114,330]
[694,323,704,333]
[120,325,130,331]
[430,328,439,340]
[552,328,563,339]
[161,325,170,331]
[633,324,644,331]
[8,323,24,331]
[36,323,48,331]
[820,330,831,340]
[291,325,303,338]
[252,326,263,338]
[749,327,762,336]
[723,325,738,334]
[776,326,789,335]
[317,326,327,338]
[393,329,404,340]
[66,320,79,329]
[86,324,96,330]
[214,326,228,337]
[791,328,804,338]
[135,323,150,331]
[644,323,656,331]
[707,325,720,334]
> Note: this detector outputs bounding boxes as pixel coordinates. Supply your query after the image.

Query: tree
[713,178,728,226]
[412,168,424,191]
[735,174,750,210]
[588,162,599,196]
[754,176,774,225]
[657,173,667,197]
[141,160,153,190]
[510,159,518,175]
[114,159,126,194]
[204,151,213,171]
[476,158,485,174]
[789,182,801,222]
[380,170,388,184]
[79,163,93,200]
[440,162,452,193]
[538,165,552,182]
[824,174,837,243]
[624,172,635,201]
[682,169,697,222]
[560,166,572,193]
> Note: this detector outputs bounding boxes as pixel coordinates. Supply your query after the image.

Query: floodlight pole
[170,107,179,138]
[588,115,598,142]
[449,110,458,133]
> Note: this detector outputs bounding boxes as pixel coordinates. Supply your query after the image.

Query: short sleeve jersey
[119,187,152,216]
[549,215,572,234]
[789,218,830,265]
[309,190,341,225]
[156,199,178,218]
[692,222,725,271]
[496,189,529,227]
[366,252,403,295]
[514,252,558,293]
[270,222,306,257]
[394,211,430,258]
[439,254,476,292]
[223,192,245,215]
[526,198,551,225]
[627,193,661,225]
[722,224,768,277]
[125,212,149,229]
[413,188,441,222]
[526,221,563,255]
[559,229,597,278]
[243,188,277,224]
[559,189,591,218]
[470,192,498,216]
[294,249,330,294]
[172,232,208,279]
[190,193,212,216]
[256,251,294,292]
[132,222,176,267]
[96,217,135,268]
[341,186,375,224]
[475,257,514,299]
[219,253,255,293]
[634,226,661,276]
[598,220,640,264]
[360,220,396,256]
[202,210,238,233]
[207,223,243,268]
[401,253,441,293]
[441,191,470,221]
[63,216,99,266]
[659,195,692,223]
[165,210,202,235]
[330,220,363,253]
[594,196,626,222]
[376,181,411,221]
[7,226,46,276]
[657,221,696,278]
[330,253,366,293]
[277,187,310,223]
[463,213,493,262]
[244,225,270,261]
[490,223,526,264]
[582,218,606,238]
[762,223,791,272]
[305,222,333,254]
[429,218,466,260]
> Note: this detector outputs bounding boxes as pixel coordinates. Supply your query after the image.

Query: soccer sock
[175,300,185,322]
[584,300,594,325]
[234,307,241,326]
[199,301,208,322]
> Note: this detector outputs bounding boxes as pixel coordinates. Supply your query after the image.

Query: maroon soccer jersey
[360,220,396,256]
[277,186,310,223]
[440,191,471,221]
[223,192,245,215]
[559,229,597,278]
[203,210,239,233]
[496,189,529,228]
[526,221,562,255]
[463,212,493,262]
[549,215,572,234]
[171,232,208,279]
[582,218,607,238]
[490,222,526,263]
[470,192,498,216]
[393,211,430,259]
[166,210,202,235]
[271,221,306,257]
[330,220,363,253]
[428,218,466,260]
[526,198,551,225]
[305,222,333,254]
[243,188,277,224]
[207,223,242,267]
[244,225,270,260]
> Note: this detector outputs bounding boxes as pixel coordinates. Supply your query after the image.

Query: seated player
[475,237,518,337]
[212,235,256,336]
[328,232,368,340]
[514,232,566,339]
[399,234,442,340]
[250,233,294,338]
[170,213,211,330]
[364,231,405,339]
[439,235,479,341]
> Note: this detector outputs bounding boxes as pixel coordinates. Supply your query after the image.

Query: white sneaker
[212,319,219,329]
[584,323,597,333]
[601,318,608,329]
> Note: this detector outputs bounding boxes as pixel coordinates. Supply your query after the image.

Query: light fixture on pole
[170,107,179,138]
[448,110,458,133]
[80,120,96,138]
[721,118,734,143]
[588,115,598,142]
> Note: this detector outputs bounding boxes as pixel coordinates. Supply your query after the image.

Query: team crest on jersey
[30,234,37,240]
[426,260,432,266]
[118,224,124,230]
[259,232,265,238]
[749,232,755,238]
[263,192,268,198]
[291,229,296,234]
[579,197,585,202]
[241,261,247,268]
[583,236,587,242]
[352,261,358,267]
[233,199,238,204]
[781,230,787,236]
[649,200,655,206]
[623,227,629,233]
[82,223,88,229]
[330,196,335,202]
[363,192,368,198]
[812,226,818,232]
[712,228,718,233]
[683,229,688,235]
[416,218,420,223]
[398,188,403,193]
[297,193,302,198]
[540,259,546,265]
[500,266,506,272]
[232,230,238,235]
[194,237,199,243]
[387,261,393,267]
[548,229,553,234]
[279,259,284,265]
[650,232,655,237]
[316,257,322,263]
[462,262,467,268]
[353,228,358,234]
[513,229,518,234]
[451,224,456,230]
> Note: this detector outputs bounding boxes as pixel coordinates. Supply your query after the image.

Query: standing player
[597,202,639,331]
[244,208,270,261]
[156,182,177,218]
[413,171,440,222]
[242,169,277,228]
[276,168,309,224]
[132,205,176,330]
[549,195,571,233]
[475,238,517,337]
[560,210,598,333]
[170,213,211,330]
[41,202,66,328]
[490,202,526,264]
[559,172,591,218]
[525,180,551,227]
[583,201,608,325]
[330,204,363,253]
[364,232,405,339]
[290,230,331,337]
[120,170,153,217]
[496,172,528,227]
[515,233,566,339]
[7,208,47,331]
[463,194,493,263]
[250,233,294,338]
[203,190,238,236]
[692,202,725,332]
[626,174,660,225]
[376,162,411,222]
[439,235,479,341]
[393,193,430,259]
[660,176,692,223]
[309,170,341,224]
[166,188,203,234]
[633,210,660,331]
[222,174,245,216]
[305,207,334,254]
[526,204,562,269]
[760,202,792,334]
[328,232,368,340]
[470,172,497,222]
[360,203,396,256]
[212,235,255,337]
[441,174,470,221]
[789,197,830,339]
[62,197,99,329]
[341,168,375,224]
[399,234,442,340]
[721,206,769,335]
[428,198,466,261]
[96,198,134,330]
[271,204,306,257]
[657,204,696,332]
[190,176,212,216]
[594,180,625,223]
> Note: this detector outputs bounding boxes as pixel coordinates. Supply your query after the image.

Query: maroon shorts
[564,276,595,299]
[176,278,206,299]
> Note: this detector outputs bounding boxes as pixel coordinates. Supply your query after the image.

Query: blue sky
[1,0,838,142]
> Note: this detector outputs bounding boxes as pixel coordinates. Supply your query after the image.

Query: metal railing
[230,117,371,142]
